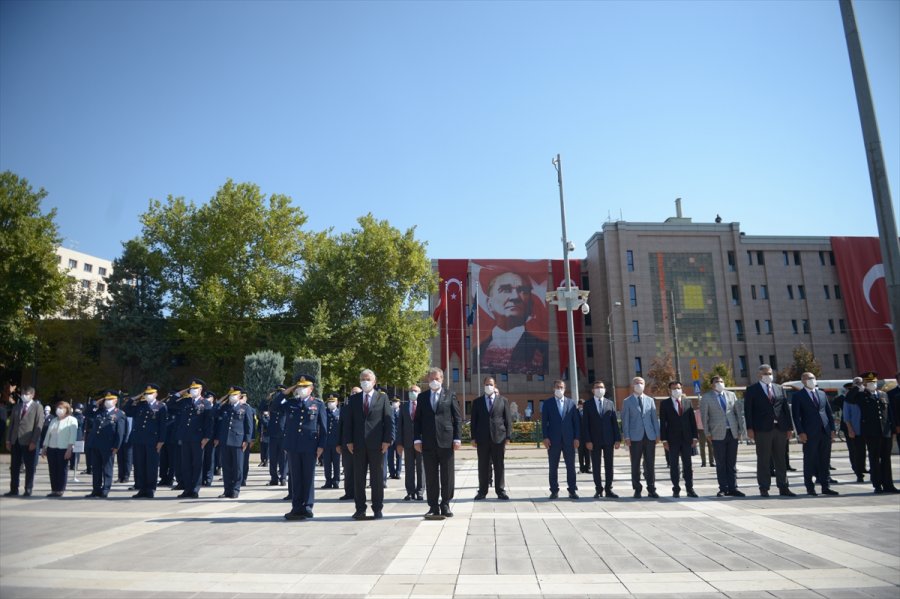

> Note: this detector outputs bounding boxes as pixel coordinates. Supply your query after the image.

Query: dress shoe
[266,481,279,486]
[686,490,698,498]
[474,492,487,500]
[606,490,619,499]
[217,493,233,499]
[759,489,769,497]
[279,480,286,486]
[319,484,331,489]
[352,511,368,520]
[497,492,509,500]
[415,493,424,501]
[568,491,579,500]
[700,462,707,467]
[158,479,173,487]
[424,507,444,520]
[3,491,19,497]
[647,490,659,499]
[874,487,885,494]
[132,491,146,499]
[822,488,839,496]
[828,477,838,485]
[373,511,383,519]
[673,490,680,498]
[282,494,292,501]
[786,466,797,471]
[884,486,900,493]
[856,475,865,483]
[177,491,191,498]
[634,490,643,498]
[339,494,354,500]
[22,490,31,497]
[829,465,836,470]
[302,509,314,518]
[731,490,745,497]
[779,488,796,497]
[549,491,559,499]
[46,492,58,498]
[716,491,727,497]
[807,488,818,496]
[403,494,412,501]
[593,491,602,499]
[440,505,453,517]
[84,491,98,498]
[128,486,136,491]
[144,493,154,499]
[284,511,306,521]
[172,485,185,491]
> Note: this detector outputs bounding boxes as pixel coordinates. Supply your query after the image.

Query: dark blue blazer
[791,388,834,438]
[268,393,289,439]
[541,397,580,445]
[176,398,213,442]
[215,403,253,447]
[127,401,168,445]
[581,397,620,446]
[283,397,327,453]
[324,407,340,447]
[89,407,127,451]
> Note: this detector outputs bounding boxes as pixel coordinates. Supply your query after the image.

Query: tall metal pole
[475,281,481,390]
[670,291,682,382]
[840,0,900,370]
[553,154,580,400]
[607,303,620,406]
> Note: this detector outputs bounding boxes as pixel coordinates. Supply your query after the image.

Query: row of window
[79,280,106,293]
[726,250,835,270]
[731,284,842,305]
[57,255,108,276]
[734,318,847,338]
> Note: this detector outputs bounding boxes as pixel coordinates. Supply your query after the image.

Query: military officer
[201,390,218,487]
[856,372,899,494]
[85,390,127,498]
[125,384,168,498]
[214,386,253,498]
[282,375,327,521]
[321,393,341,489]
[159,390,182,487]
[176,378,213,499]
[267,385,289,487]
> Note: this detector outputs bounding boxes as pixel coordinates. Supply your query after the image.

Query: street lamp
[608,301,622,404]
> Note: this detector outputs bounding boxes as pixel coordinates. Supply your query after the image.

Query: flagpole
[475,281,481,391]
[444,281,450,378]
[459,280,466,408]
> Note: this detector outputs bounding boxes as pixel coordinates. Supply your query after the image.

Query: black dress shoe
[352,511,368,520]
[549,491,558,499]
[284,511,306,521]
[282,494,292,501]
[403,494,412,501]
[884,487,900,493]
[634,490,643,498]
[424,508,444,520]
[829,465,836,470]
[497,492,509,500]
[874,487,885,494]
[822,488,839,496]
[606,490,619,499]
[779,488,796,497]
[731,490,745,497]
[22,490,32,497]
[132,491,146,498]
[339,494,354,500]
[686,490,698,498]
[828,478,838,485]
[266,481,279,486]
[319,484,331,489]
[647,490,659,498]
[786,466,797,471]
[759,489,769,497]
[474,492,487,500]
[217,493,232,498]
[172,485,185,491]
[568,491,579,500]
[593,491,602,499]
[373,510,383,519]
[716,491,727,497]
[807,488,818,496]
[302,509,314,518]
[177,491,190,498]
[279,480,286,486]
[84,491,98,498]
[415,493,424,501]
[440,505,453,517]
[3,490,18,497]
[673,490,680,498]
[856,475,865,483]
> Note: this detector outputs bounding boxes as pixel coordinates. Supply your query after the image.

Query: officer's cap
[228,386,245,395]
[143,383,160,395]
[843,382,854,390]
[860,371,878,383]
[74,403,85,411]
[325,393,339,401]
[189,378,205,390]
[102,389,118,401]
[391,397,400,403]
[203,390,216,399]
[295,374,316,387]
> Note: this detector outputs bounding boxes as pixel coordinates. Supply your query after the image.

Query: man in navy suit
[541,379,580,500]
[581,380,620,498]
[85,390,127,498]
[659,381,698,498]
[792,372,838,496]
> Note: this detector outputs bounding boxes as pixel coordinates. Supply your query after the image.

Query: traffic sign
[690,358,700,382]
[693,381,702,394]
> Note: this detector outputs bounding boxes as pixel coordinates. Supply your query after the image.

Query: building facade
[55,246,114,315]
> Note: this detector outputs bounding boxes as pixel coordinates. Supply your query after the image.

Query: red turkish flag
[436,259,468,372]
[552,259,587,378]
[831,237,897,374]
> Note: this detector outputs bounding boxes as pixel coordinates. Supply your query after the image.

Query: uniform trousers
[222,445,244,496]
[289,450,317,513]
[90,448,116,495]
[133,443,160,493]
[322,445,340,485]
[403,449,424,496]
[180,441,204,494]
[268,437,288,483]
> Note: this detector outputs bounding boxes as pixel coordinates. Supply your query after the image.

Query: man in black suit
[470,376,511,501]
[342,371,393,519]
[792,372,837,496]
[744,364,795,497]
[414,367,462,519]
[659,381,698,498]
[396,384,424,501]
[581,380,620,498]
[337,386,361,501]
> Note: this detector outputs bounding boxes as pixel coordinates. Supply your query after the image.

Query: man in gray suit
[4,386,44,497]
[700,376,746,497]
[621,376,660,498]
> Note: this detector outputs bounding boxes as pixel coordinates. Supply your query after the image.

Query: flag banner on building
[436,259,468,373]
[551,259,587,378]
[470,260,549,375]
[831,237,897,375]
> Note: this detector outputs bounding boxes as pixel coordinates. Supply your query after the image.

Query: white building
[55,247,114,310]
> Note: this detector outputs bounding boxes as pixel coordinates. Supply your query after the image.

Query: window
[828,319,835,334]
[760,285,768,300]
[843,354,851,369]
[728,251,736,272]
[500,372,509,382]
[632,320,640,342]
[581,275,590,291]
[835,285,842,299]
[586,337,594,357]
[83,263,93,273]
[588,369,596,384]
[830,251,835,266]
[824,285,830,300]
[819,251,826,266]
[833,354,840,369]
[798,285,806,300]
[98,267,107,276]
[757,251,765,265]
[535,374,543,382]
[56,254,61,264]
[747,250,754,265]
[68,259,77,269]
[629,285,637,307]
[738,355,748,378]
[783,251,790,266]
[759,355,765,365]
[584,312,592,326]
[81,280,90,290]
[839,319,847,334]
[452,368,459,383]
[794,251,801,265]
[97,283,105,293]
[755,319,761,335]
[735,320,744,341]
[802,319,810,334]
[791,319,799,334]
[634,357,643,377]
[770,354,779,370]
[626,250,634,272]
[731,285,740,306]
[787,285,794,300]
[764,319,772,334]
[751,285,757,300]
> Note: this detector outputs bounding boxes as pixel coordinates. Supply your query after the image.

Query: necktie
[21,402,27,420]
[597,399,603,416]
[718,393,727,412]
[364,394,370,416]
[488,395,493,413]
[637,396,643,414]
[432,392,437,412]
[558,399,564,415]
[810,390,819,408]
[676,397,681,416]
[767,384,774,403]
[411,401,416,420]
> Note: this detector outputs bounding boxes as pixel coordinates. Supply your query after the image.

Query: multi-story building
[55,246,114,314]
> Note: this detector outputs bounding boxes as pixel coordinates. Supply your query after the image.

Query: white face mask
[360,380,375,393]
[56,408,66,418]
[292,389,303,398]
[865,382,877,392]
[713,382,725,393]
[553,388,565,399]
[22,395,33,403]
[428,380,441,392]
[297,387,312,399]
[804,378,816,390]
[671,389,683,400]
[189,388,201,399]
[760,374,773,385]
[326,402,337,411]
[407,391,418,401]
[593,388,605,399]
[633,384,644,395]
[484,385,495,396]
[144,394,157,403]
[104,400,115,410]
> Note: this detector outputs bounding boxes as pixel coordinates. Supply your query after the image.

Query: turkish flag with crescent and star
[436,259,468,372]
[831,237,897,375]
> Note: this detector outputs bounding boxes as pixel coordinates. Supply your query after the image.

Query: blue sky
[1,0,898,262]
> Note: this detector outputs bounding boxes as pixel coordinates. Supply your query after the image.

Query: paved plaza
[0,443,898,599]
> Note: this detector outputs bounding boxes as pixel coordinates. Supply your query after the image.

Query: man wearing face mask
[621,377,660,498]
[282,375,327,519]
[175,378,213,499]
[470,376,512,501]
[415,367,462,517]
[320,393,341,489]
[213,386,253,499]
[266,385,289,488]
[700,376,745,497]
[85,391,127,498]
[344,370,393,520]
[124,384,168,499]
[4,385,43,497]
[659,381,698,498]
[396,384,424,501]
[581,380,621,499]
[840,378,867,483]
[541,379,581,500]
[855,372,898,494]
[791,372,837,496]
[743,365,795,497]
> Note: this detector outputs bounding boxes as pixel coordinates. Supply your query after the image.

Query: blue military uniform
[177,379,213,498]
[241,401,256,486]
[86,391,127,498]
[267,386,289,485]
[321,394,341,489]
[125,384,168,498]
[159,391,182,486]
[283,375,327,520]
[215,387,253,498]
[202,391,218,487]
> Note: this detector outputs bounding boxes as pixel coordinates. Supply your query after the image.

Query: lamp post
[608,301,622,404]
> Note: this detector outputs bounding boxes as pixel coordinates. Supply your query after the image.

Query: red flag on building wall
[436,259,468,372]
[830,237,897,374]
[552,259,587,378]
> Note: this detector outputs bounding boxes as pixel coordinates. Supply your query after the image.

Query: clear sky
[1,0,898,263]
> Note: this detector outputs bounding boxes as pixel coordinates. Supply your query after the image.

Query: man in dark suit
[4,385,43,497]
[744,364,796,497]
[581,380,620,498]
[541,379,580,500]
[659,381,698,498]
[85,390,128,498]
[470,376,511,501]
[342,370,393,520]
[337,386,361,501]
[396,384,424,501]
[415,367,462,519]
[792,372,838,496]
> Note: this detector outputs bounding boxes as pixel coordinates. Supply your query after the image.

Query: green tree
[100,238,170,390]
[700,361,736,392]
[0,172,69,370]
[290,214,437,389]
[244,350,285,409]
[140,180,307,390]
[780,344,822,382]
[646,352,676,396]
